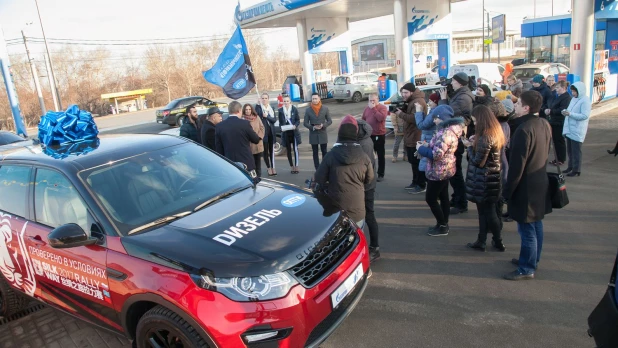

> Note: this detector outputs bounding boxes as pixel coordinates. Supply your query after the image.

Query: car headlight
[191,272,298,302]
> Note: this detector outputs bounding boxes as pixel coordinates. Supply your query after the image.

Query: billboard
[492,15,506,44]
[306,18,349,54]
[407,0,452,41]
[360,43,386,61]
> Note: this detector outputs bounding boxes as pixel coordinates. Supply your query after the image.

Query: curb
[591,98,618,118]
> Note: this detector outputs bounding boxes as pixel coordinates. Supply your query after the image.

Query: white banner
[306,18,350,54]
[407,0,452,41]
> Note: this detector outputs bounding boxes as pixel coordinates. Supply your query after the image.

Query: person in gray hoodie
[356,117,380,262]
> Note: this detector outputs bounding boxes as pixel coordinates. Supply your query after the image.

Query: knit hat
[428,92,440,105]
[400,82,416,93]
[452,72,469,86]
[339,115,359,142]
[501,98,515,114]
[532,74,545,84]
[432,105,454,121]
[479,84,492,97]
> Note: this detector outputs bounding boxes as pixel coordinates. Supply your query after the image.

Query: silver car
[332,73,379,103]
[512,63,570,90]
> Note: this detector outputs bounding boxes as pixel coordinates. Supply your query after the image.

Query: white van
[448,63,505,86]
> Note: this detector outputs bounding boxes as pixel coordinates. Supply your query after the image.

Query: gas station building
[237,0,617,103]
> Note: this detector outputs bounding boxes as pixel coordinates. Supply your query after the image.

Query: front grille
[292,219,358,288]
[305,273,367,347]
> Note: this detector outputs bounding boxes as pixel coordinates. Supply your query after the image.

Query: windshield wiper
[193,184,252,212]
[128,211,192,235]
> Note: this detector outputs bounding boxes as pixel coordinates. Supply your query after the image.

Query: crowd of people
[177,71,595,280]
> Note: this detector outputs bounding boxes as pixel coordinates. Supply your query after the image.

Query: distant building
[352,30,523,73]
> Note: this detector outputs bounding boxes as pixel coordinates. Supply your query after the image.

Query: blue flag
[203,25,256,99]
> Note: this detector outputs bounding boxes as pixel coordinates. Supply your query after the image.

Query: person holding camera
[438,72,475,214]
[362,93,389,182]
[395,83,428,193]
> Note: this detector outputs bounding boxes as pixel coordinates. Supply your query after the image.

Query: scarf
[261,103,274,119]
[283,105,293,123]
[310,101,322,116]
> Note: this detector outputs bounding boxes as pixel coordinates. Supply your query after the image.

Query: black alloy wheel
[136,305,209,348]
[352,92,362,103]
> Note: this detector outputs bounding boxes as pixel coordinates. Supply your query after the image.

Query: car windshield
[163,100,181,109]
[513,68,541,79]
[79,143,252,235]
[334,76,349,85]
[0,132,26,145]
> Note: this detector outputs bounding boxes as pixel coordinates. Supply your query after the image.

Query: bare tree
[145,45,177,103]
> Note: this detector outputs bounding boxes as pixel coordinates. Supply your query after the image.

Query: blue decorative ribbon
[38,104,100,159]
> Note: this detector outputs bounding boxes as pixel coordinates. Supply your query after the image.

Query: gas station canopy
[239,0,466,29]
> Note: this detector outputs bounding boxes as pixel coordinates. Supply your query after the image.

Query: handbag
[547,140,569,209]
[587,251,618,348]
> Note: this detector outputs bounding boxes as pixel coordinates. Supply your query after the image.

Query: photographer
[395,83,428,193]
[438,72,475,214]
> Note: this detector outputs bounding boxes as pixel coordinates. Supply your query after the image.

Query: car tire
[336,99,344,103]
[0,277,30,317]
[135,305,210,348]
[352,92,362,103]
[274,135,285,156]
[175,116,186,127]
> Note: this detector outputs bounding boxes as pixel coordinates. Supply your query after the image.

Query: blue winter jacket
[415,111,436,171]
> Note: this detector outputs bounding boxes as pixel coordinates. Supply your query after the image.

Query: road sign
[491,15,506,44]
[484,39,493,45]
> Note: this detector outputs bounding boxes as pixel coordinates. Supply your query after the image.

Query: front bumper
[188,228,370,348]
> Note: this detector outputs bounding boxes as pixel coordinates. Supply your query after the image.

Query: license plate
[331,263,364,309]
[157,120,162,124]
[336,90,342,94]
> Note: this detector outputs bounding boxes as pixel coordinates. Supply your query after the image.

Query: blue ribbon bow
[38,104,100,159]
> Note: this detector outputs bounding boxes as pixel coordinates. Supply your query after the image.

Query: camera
[389,100,409,113]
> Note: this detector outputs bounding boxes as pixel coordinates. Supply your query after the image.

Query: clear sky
[0,0,571,61]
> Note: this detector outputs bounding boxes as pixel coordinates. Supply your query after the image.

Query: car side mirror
[48,223,98,249]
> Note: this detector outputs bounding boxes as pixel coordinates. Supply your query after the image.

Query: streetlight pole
[34,0,61,110]
[22,29,46,115]
[482,0,485,62]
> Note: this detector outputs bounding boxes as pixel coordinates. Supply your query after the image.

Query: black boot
[467,240,486,251]
[492,239,506,252]
[607,140,618,156]
[369,246,381,263]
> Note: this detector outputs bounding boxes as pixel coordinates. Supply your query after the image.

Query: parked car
[332,73,379,103]
[511,63,570,90]
[159,106,287,157]
[381,85,443,132]
[448,63,505,86]
[156,96,228,127]
[0,134,369,347]
[0,131,29,149]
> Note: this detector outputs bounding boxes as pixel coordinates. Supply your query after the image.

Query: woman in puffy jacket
[543,80,572,165]
[465,105,506,252]
[415,104,453,180]
[417,113,466,237]
[562,81,591,177]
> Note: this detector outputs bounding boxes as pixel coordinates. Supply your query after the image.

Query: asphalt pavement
[5,99,618,348]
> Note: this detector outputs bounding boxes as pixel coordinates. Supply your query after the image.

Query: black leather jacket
[465,135,502,203]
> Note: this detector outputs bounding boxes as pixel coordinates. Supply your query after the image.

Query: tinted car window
[80,143,252,235]
[0,132,25,146]
[334,76,348,85]
[34,168,93,232]
[0,165,31,217]
[513,68,541,79]
[163,100,180,110]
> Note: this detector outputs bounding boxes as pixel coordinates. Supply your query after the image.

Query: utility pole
[487,11,491,62]
[482,0,485,62]
[44,53,59,111]
[22,30,46,115]
[35,0,61,110]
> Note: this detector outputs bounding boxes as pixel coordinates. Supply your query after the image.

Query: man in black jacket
[357,117,380,262]
[215,101,261,175]
[503,90,552,281]
[439,72,475,214]
[200,107,223,150]
[315,116,374,227]
[179,104,199,143]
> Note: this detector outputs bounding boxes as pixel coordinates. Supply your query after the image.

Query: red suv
[0,135,369,347]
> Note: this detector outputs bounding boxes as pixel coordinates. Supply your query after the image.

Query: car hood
[121,183,348,277]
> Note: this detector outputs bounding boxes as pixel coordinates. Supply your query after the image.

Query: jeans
[475,201,502,243]
[551,124,567,163]
[371,135,386,177]
[312,143,328,169]
[566,137,583,172]
[405,146,425,188]
[263,135,275,169]
[253,153,262,177]
[517,220,544,275]
[449,141,467,209]
[425,179,450,226]
[393,135,404,158]
[364,188,379,248]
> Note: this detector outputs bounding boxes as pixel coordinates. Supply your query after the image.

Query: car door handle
[28,235,46,246]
